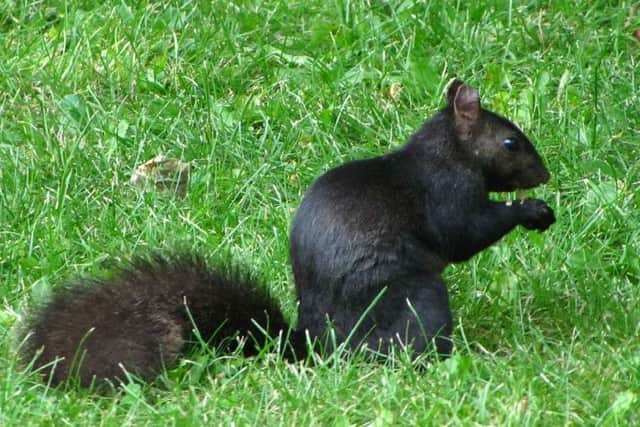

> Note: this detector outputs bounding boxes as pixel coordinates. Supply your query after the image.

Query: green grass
[1,0,639,425]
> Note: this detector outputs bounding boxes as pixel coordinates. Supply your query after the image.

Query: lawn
[1,0,639,425]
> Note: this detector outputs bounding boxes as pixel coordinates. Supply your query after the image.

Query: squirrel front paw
[518,199,555,231]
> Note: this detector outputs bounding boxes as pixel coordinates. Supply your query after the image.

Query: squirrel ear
[452,83,481,140]
[446,79,465,106]
[453,84,480,120]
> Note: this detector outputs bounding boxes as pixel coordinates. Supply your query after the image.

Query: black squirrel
[20,79,555,387]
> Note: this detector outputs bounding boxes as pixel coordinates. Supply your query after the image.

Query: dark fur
[291,79,554,356]
[21,80,554,387]
[22,255,295,387]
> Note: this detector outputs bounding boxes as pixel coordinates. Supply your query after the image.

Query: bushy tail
[20,254,302,387]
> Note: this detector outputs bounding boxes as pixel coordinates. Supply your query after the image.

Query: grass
[1,0,639,425]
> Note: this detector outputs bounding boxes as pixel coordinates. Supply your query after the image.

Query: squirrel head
[446,79,551,192]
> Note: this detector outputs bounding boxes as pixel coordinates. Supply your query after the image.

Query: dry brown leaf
[130,154,191,197]
[517,396,529,415]
[389,82,402,101]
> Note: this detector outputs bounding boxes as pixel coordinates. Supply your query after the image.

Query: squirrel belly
[21,255,297,387]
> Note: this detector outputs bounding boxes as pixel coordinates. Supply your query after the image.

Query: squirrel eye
[503,137,519,151]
